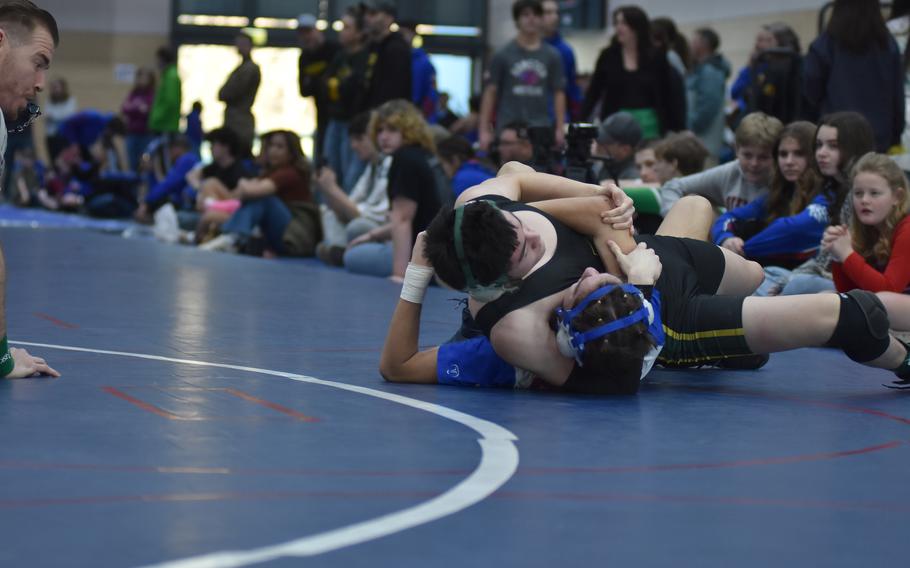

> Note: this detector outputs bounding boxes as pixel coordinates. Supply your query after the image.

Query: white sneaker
[153,203,180,243]
[199,233,239,253]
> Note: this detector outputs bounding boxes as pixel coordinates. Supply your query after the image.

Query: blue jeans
[125,134,154,173]
[343,241,393,277]
[223,195,291,254]
[322,119,366,193]
[754,266,792,296]
[780,273,835,295]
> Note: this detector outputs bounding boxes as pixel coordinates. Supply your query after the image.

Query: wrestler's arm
[379,232,439,384]
[456,167,632,229]
[490,310,574,386]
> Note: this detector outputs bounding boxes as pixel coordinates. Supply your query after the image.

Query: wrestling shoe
[887,339,910,390]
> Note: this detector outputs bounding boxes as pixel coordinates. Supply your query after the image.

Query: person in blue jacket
[542,0,582,121]
[135,135,200,221]
[437,135,495,199]
[399,22,438,122]
[711,121,824,271]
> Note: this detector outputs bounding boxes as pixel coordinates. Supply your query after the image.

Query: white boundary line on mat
[14,341,520,568]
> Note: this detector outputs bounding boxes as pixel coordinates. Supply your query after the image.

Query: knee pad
[825,290,891,363]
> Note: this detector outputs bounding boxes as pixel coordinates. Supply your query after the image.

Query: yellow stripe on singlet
[662,325,745,341]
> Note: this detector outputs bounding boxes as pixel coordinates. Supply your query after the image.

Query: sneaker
[316,243,346,266]
[199,233,239,253]
[887,339,910,390]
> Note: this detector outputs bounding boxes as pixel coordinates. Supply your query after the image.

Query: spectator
[825,153,910,331]
[437,135,495,198]
[541,0,582,121]
[592,111,642,182]
[887,0,910,168]
[219,31,261,157]
[633,139,660,184]
[479,0,566,153]
[660,112,782,216]
[398,21,438,122]
[651,132,709,184]
[687,27,731,158]
[805,0,904,152]
[184,100,203,153]
[730,23,803,126]
[781,111,877,295]
[43,76,76,159]
[201,130,321,256]
[494,121,536,168]
[148,46,182,140]
[135,134,199,221]
[434,92,459,129]
[297,13,341,159]
[190,127,256,241]
[651,17,690,77]
[343,99,445,279]
[321,4,370,192]
[711,121,826,290]
[11,147,45,207]
[313,112,390,266]
[120,66,155,172]
[581,5,685,139]
[450,93,481,144]
[361,1,412,111]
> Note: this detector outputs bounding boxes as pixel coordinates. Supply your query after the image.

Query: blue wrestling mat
[0,226,908,568]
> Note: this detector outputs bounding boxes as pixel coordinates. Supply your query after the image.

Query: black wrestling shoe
[887,339,910,390]
[714,353,771,370]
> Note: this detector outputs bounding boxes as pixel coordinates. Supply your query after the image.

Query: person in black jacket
[804,0,904,153]
[362,1,412,112]
[297,13,341,159]
[581,5,685,139]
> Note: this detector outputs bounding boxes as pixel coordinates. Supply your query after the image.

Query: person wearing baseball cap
[361,1,411,110]
[592,111,643,182]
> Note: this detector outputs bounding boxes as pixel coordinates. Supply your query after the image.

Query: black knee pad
[825,290,891,363]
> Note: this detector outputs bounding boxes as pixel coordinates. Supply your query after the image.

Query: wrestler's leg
[715,248,764,296]
[656,195,713,240]
[741,293,905,370]
[497,161,535,177]
[877,291,910,331]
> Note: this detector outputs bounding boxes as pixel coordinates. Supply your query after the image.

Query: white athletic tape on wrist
[400,263,435,304]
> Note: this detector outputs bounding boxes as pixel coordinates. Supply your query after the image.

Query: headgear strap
[555,283,665,377]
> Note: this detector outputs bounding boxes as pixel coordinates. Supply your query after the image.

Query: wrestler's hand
[5,347,60,379]
[608,240,662,285]
[721,237,745,256]
[410,231,431,267]
[597,182,635,231]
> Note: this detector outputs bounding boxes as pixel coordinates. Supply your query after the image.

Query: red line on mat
[224,388,319,422]
[102,386,184,420]
[33,312,78,329]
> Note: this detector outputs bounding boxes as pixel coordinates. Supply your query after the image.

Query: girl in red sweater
[823,152,910,329]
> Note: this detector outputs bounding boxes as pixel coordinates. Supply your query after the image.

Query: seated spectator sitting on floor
[824,153,910,332]
[73,117,141,218]
[437,134,495,199]
[312,112,391,266]
[11,148,46,207]
[711,121,825,277]
[659,112,782,217]
[189,127,257,242]
[651,132,710,185]
[342,99,446,280]
[200,130,321,257]
[135,135,200,222]
[591,111,642,183]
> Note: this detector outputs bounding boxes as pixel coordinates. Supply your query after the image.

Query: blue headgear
[555,283,665,377]
[453,200,519,302]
